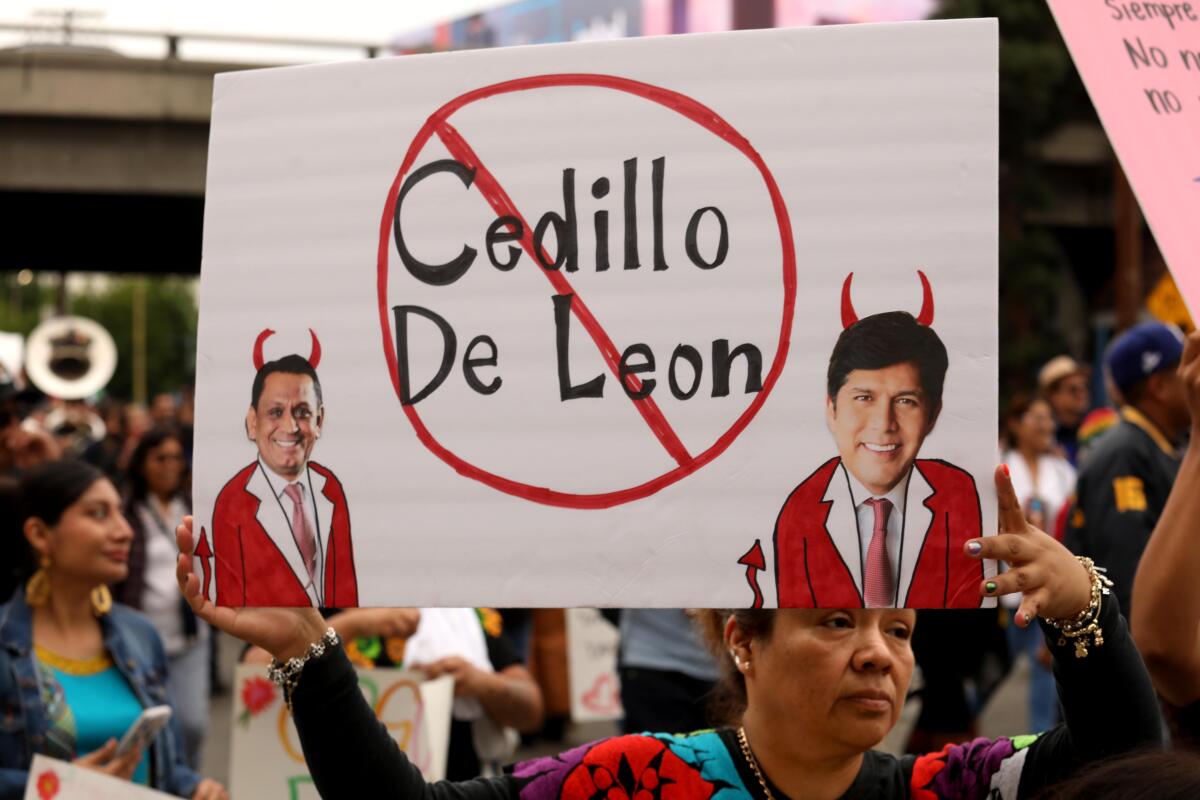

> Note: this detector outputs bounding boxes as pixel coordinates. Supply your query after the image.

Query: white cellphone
[115,705,172,757]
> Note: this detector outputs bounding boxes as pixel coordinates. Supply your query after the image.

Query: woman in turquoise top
[0,460,226,799]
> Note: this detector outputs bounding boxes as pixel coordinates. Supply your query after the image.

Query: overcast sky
[0,1,512,61]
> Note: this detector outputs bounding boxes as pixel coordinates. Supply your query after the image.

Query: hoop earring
[25,557,51,608]
[91,585,112,617]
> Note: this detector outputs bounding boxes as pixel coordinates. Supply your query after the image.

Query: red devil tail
[738,540,767,609]
[195,528,214,600]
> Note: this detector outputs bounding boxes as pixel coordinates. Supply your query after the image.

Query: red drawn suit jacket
[772,457,983,608]
[211,460,358,607]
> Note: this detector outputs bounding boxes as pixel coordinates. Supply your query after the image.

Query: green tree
[937,1,1096,397]
[0,274,54,337]
[71,276,198,401]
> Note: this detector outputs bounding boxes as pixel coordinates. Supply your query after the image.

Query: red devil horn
[840,273,859,329]
[308,329,322,370]
[916,270,934,326]
[252,329,275,371]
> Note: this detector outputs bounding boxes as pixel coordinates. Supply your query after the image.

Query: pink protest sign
[1047,0,1200,316]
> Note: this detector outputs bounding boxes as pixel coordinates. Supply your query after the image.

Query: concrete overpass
[0,19,381,276]
[0,37,1124,287]
[0,46,236,273]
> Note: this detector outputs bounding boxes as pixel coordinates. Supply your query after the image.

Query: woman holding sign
[175,465,1161,799]
[0,460,226,800]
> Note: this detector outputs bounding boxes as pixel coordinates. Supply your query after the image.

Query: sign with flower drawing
[229,665,454,797]
[238,674,279,728]
[566,608,623,722]
[23,756,174,799]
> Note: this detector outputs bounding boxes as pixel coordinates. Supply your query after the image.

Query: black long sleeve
[288,597,1162,799]
[292,647,516,799]
[1017,595,1164,795]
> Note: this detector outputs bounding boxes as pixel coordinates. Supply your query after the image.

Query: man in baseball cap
[1106,322,1188,401]
[1037,355,1091,465]
[1066,322,1191,615]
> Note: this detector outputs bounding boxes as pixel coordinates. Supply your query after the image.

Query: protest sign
[566,608,623,722]
[1048,0,1200,316]
[229,665,453,797]
[194,19,998,608]
[23,755,172,800]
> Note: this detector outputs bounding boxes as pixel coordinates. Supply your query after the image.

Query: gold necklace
[737,726,776,800]
[34,643,113,676]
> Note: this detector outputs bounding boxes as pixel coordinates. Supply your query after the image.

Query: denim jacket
[0,588,200,799]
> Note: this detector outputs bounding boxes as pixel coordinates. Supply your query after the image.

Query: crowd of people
[1008,322,1191,737]
[0,319,1198,799]
[0,387,223,798]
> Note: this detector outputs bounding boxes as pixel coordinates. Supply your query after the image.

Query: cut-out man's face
[246,372,323,480]
[826,362,937,497]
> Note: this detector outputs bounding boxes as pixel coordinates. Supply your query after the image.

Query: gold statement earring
[25,556,51,607]
[90,585,113,617]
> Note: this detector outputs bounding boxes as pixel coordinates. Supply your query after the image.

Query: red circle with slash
[377,74,796,509]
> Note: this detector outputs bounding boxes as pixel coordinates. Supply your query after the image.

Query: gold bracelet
[1041,556,1112,658]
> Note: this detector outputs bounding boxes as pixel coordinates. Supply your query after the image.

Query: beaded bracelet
[1041,556,1113,658]
[268,627,340,709]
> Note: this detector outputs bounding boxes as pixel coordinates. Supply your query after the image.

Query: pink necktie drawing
[862,497,894,607]
[283,483,317,584]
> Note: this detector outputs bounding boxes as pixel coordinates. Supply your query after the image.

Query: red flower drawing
[36,769,59,800]
[560,736,718,800]
[238,676,278,728]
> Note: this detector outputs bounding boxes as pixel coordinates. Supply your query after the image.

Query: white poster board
[566,608,623,722]
[24,755,173,800]
[229,666,453,798]
[194,19,999,608]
